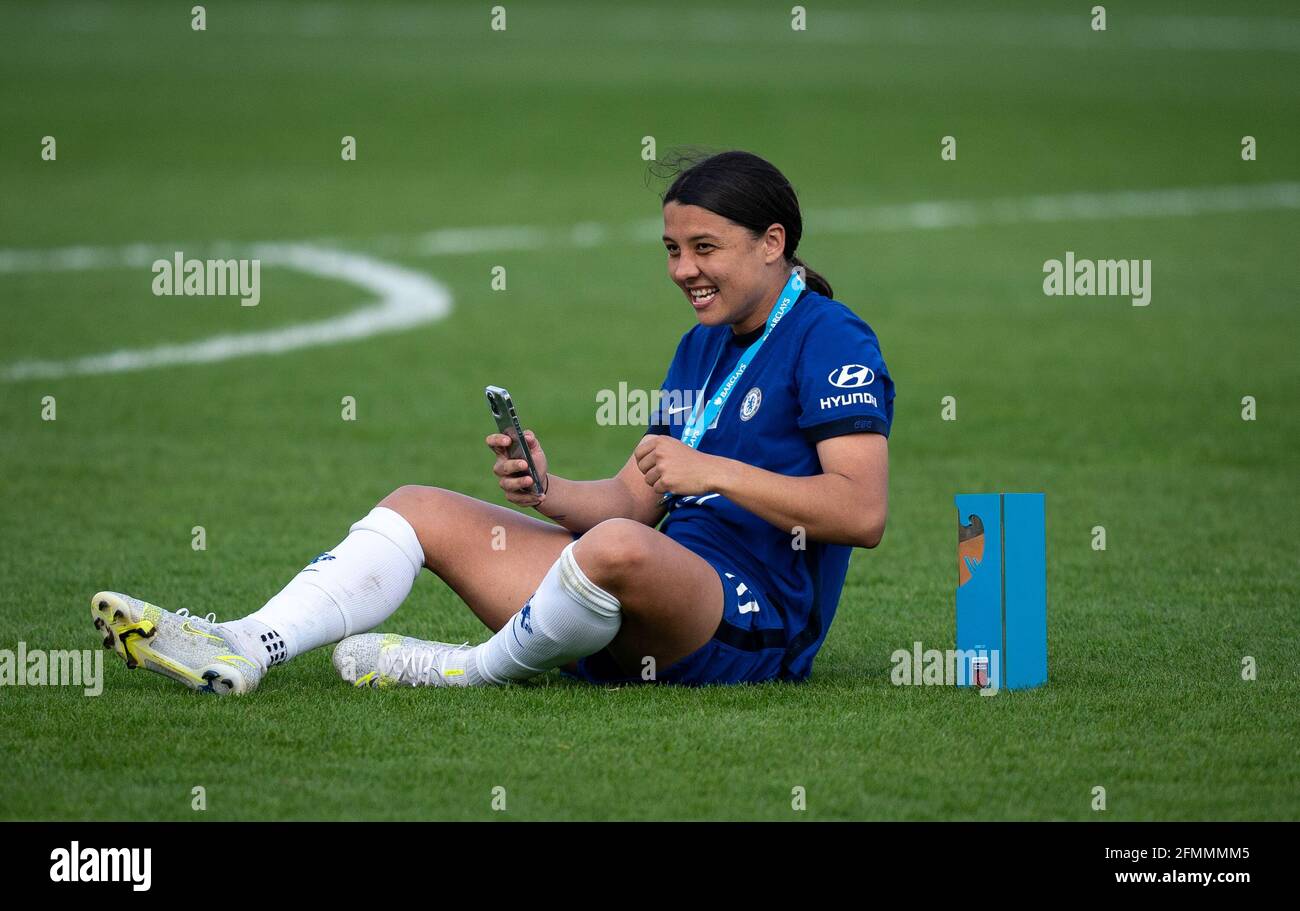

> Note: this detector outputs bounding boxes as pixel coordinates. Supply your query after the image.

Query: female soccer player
[90,150,894,693]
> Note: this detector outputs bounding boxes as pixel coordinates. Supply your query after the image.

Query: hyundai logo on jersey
[828,364,876,388]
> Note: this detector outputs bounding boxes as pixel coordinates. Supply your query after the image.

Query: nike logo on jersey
[676,493,721,506]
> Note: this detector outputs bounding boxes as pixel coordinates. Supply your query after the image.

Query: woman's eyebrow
[662,232,721,243]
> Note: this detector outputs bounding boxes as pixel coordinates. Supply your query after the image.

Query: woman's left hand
[633,434,726,497]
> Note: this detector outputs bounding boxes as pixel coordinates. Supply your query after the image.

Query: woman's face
[662,201,784,331]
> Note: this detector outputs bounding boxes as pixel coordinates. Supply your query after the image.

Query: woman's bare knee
[379,484,443,518]
[572,518,654,586]
[375,485,452,569]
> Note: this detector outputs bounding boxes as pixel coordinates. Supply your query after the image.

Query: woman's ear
[763,223,787,264]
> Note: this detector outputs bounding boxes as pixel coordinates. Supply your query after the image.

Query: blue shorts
[561,551,794,687]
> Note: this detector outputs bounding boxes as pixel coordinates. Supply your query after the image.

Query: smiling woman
[661,149,834,328]
[90,150,894,695]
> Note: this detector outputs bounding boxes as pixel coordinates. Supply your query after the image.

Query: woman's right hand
[486,429,549,507]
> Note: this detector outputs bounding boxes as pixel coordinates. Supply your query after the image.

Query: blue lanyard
[680,267,806,450]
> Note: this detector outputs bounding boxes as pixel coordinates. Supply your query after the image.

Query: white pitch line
[815,182,1300,234]
[2,181,1297,381]
[0,244,451,381]
[2,182,1296,274]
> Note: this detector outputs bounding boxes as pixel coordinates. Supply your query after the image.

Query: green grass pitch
[0,1,1296,820]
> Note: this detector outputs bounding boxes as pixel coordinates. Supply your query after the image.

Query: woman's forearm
[534,474,643,535]
[712,458,883,548]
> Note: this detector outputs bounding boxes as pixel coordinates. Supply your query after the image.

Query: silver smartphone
[485,385,544,497]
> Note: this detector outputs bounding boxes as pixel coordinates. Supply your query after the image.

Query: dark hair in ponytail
[656,149,833,299]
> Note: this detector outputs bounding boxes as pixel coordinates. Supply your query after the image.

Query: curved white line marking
[2,183,1295,271]
[1,244,452,381]
[3,181,1295,379]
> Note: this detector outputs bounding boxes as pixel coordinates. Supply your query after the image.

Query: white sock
[452,541,621,685]
[224,506,425,670]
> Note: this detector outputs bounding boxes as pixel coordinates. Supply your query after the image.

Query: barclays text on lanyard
[660,267,806,505]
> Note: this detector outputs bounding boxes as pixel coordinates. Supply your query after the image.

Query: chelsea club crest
[740,387,762,421]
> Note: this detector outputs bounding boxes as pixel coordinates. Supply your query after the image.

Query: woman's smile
[687,285,719,309]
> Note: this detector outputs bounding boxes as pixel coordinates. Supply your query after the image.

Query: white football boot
[91,591,263,695]
[333,633,473,688]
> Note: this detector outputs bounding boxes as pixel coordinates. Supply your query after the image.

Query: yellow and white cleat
[333,633,472,688]
[91,591,263,695]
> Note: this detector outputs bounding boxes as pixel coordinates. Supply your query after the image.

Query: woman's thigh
[572,518,724,673]
[379,485,575,633]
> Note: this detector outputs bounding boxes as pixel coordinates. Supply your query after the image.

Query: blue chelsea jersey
[646,289,895,680]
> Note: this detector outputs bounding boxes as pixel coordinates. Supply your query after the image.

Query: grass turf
[0,0,1296,820]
